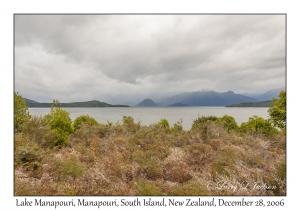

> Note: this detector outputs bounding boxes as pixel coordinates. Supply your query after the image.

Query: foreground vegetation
[14,92,286,196]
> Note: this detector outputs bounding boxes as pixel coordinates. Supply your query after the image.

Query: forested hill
[135,98,158,107]
[24,98,129,107]
[225,100,273,107]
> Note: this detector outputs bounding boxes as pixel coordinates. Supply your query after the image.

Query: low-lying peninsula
[225,100,273,107]
[25,98,129,108]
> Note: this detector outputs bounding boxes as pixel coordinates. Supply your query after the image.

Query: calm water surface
[28,107,269,130]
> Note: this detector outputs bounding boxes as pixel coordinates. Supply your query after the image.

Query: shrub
[170,119,183,133]
[44,100,73,147]
[190,116,220,143]
[168,180,209,196]
[156,118,170,128]
[122,116,134,125]
[48,150,85,180]
[240,115,278,135]
[144,160,163,180]
[191,116,218,130]
[131,150,163,180]
[135,179,164,195]
[268,90,286,133]
[162,148,192,183]
[14,92,30,133]
[210,146,242,179]
[59,157,84,179]
[185,144,215,171]
[73,115,98,131]
[209,139,222,151]
[276,161,286,181]
[262,176,280,196]
[21,115,56,148]
[122,116,141,133]
[216,115,239,131]
[14,133,43,169]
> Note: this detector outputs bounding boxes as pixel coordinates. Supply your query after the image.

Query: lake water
[28,107,269,130]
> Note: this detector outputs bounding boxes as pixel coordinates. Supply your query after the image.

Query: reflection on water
[28,107,269,130]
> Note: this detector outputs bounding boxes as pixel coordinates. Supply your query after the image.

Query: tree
[268,90,286,132]
[14,92,30,133]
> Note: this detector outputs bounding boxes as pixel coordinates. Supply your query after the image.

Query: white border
[2,0,298,209]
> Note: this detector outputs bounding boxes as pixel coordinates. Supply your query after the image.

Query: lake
[28,107,270,130]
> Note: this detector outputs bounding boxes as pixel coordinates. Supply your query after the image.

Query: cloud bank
[15,15,285,105]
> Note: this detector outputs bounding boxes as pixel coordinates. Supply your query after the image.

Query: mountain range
[135,88,285,107]
[22,87,285,107]
[242,87,285,101]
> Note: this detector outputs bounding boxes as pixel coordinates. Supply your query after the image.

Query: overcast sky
[15,14,285,105]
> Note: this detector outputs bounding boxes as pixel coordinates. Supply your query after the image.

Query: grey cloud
[15,14,285,103]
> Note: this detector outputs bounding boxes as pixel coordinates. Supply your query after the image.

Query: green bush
[156,118,170,128]
[170,119,184,133]
[240,115,278,135]
[44,100,73,147]
[122,116,141,133]
[73,115,98,131]
[216,115,239,131]
[191,116,219,130]
[14,92,30,133]
[268,90,286,133]
[122,116,134,125]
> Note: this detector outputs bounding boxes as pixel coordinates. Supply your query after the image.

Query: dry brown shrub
[209,139,222,151]
[21,115,56,148]
[115,162,143,183]
[167,179,210,195]
[210,146,243,180]
[162,148,192,183]
[185,143,216,172]
[40,148,85,181]
[14,133,45,173]
[14,114,286,196]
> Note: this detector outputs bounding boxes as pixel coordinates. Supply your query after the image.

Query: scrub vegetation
[14,91,286,196]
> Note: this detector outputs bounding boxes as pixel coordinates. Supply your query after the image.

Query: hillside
[226,100,273,107]
[135,98,157,107]
[255,88,285,101]
[24,98,39,103]
[159,90,258,106]
[25,99,129,107]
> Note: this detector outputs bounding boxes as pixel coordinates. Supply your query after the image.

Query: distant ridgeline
[225,100,273,107]
[24,98,129,108]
